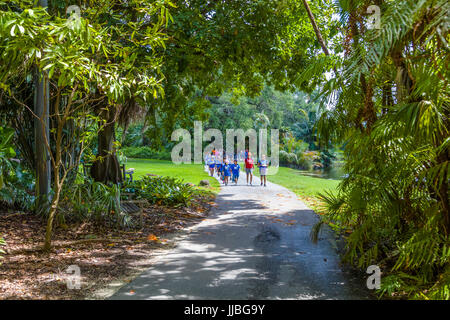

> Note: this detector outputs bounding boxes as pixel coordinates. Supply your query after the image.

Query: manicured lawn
[124,159,340,212]
[125,159,220,191]
[252,165,341,213]
[263,166,340,197]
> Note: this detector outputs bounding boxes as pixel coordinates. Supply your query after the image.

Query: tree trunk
[34,71,51,195]
[43,179,60,251]
[301,0,337,75]
[34,0,51,208]
[302,0,330,55]
[391,49,414,102]
[91,107,122,184]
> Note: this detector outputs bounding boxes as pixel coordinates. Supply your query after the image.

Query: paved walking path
[111,170,371,300]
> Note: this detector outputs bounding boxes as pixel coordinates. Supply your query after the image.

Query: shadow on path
[111,170,372,300]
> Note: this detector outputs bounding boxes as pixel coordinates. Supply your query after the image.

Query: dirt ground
[0,194,215,300]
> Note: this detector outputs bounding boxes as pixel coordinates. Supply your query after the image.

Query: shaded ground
[111,171,372,300]
[0,193,214,300]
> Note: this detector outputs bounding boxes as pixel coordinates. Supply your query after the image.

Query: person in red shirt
[245,152,254,185]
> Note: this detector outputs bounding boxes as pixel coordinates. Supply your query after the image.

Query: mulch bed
[0,193,215,300]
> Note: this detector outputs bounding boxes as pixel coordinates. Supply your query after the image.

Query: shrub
[0,127,34,210]
[60,179,132,228]
[58,175,199,229]
[279,150,289,165]
[280,150,298,166]
[281,148,326,171]
[285,152,297,164]
[0,164,35,211]
[300,150,321,170]
[319,150,336,168]
[296,152,313,170]
[279,151,287,165]
[124,175,196,207]
[121,146,171,160]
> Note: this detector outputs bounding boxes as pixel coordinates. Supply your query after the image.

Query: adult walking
[245,152,254,185]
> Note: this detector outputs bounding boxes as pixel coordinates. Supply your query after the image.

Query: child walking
[219,157,227,183]
[208,156,216,176]
[222,160,231,185]
[231,159,240,185]
[215,157,222,177]
[257,155,269,187]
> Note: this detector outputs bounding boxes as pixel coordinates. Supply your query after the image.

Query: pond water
[299,166,346,180]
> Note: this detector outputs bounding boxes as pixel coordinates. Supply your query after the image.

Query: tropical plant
[310,0,450,299]
[0,126,34,209]
[0,127,15,188]
[0,0,170,249]
[125,176,196,207]
[121,146,171,160]
[0,163,34,210]
[296,152,314,170]
[60,179,132,228]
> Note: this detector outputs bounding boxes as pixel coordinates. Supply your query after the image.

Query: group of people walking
[205,149,269,187]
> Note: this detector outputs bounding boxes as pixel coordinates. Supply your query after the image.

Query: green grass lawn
[263,166,340,197]
[250,165,341,213]
[125,159,340,211]
[125,159,220,192]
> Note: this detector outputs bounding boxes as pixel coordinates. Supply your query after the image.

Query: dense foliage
[57,175,198,228]
[60,179,127,227]
[0,0,447,301]
[310,0,450,299]
[0,127,34,210]
[125,176,197,207]
[0,0,172,248]
[121,84,340,168]
[121,146,171,161]
[141,0,336,146]
[203,86,338,168]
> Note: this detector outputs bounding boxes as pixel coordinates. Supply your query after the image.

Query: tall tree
[0,0,168,249]
[137,0,335,161]
[312,0,450,299]
[34,0,51,207]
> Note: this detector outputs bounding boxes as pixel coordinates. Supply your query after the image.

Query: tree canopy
[0,0,448,299]
[143,0,337,143]
[311,0,449,299]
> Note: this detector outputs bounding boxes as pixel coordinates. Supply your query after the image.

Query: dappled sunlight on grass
[251,166,340,213]
[125,159,220,192]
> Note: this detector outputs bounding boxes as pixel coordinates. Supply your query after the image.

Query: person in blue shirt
[257,155,269,187]
[230,159,240,185]
[208,156,216,176]
[215,157,222,177]
[222,159,232,185]
[218,156,227,183]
